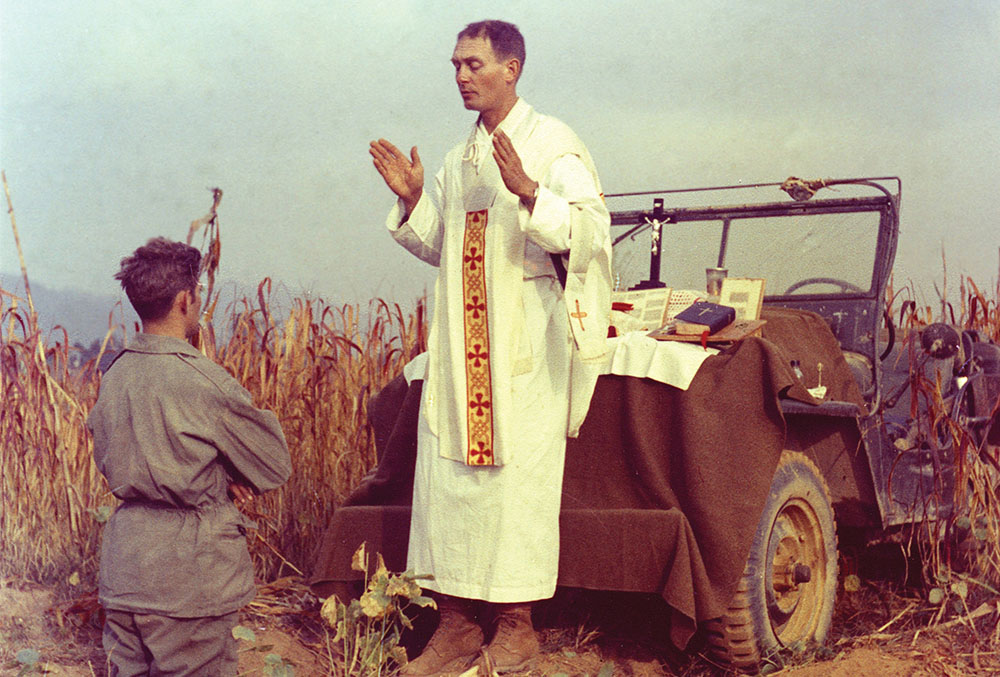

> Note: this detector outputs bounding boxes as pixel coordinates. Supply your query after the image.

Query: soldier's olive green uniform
[88,333,291,676]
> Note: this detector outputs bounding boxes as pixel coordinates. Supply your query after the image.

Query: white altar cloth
[402,330,716,391]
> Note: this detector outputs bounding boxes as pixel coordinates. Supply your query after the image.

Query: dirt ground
[1,577,997,676]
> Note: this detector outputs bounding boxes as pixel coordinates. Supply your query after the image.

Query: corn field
[887,270,1000,595]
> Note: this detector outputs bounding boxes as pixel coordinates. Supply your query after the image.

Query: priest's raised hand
[370,138,424,217]
[492,130,539,209]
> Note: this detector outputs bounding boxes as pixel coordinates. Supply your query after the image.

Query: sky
[2,1,998,312]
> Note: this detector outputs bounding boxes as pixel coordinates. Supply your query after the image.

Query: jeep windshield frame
[606,177,901,410]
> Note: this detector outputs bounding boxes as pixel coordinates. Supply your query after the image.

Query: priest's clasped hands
[370,129,538,216]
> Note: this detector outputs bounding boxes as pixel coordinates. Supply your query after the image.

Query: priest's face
[451,35,517,115]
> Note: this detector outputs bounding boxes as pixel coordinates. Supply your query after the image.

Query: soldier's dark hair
[458,20,525,71]
[115,237,201,321]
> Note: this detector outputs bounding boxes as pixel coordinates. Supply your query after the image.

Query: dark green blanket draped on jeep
[309,308,862,649]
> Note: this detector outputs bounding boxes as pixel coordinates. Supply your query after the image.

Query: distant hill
[0,273,133,346]
[0,273,290,347]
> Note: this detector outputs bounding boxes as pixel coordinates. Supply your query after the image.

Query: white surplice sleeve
[385,166,447,267]
[520,153,610,255]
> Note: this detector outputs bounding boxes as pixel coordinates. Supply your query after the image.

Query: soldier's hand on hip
[370,139,424,215]
[493,131,538,206]
[228,482,254,507]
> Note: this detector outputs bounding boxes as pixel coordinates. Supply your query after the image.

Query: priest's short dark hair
[458,20,525,71]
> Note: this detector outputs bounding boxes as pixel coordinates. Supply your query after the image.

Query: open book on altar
[610,287,672,334]
[610,288,709,335]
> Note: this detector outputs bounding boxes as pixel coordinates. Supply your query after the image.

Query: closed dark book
[673,302,736,335]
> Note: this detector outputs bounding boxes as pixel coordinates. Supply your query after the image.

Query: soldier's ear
[174,288,191,316]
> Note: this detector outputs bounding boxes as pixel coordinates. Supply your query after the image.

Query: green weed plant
[321,543,436,676]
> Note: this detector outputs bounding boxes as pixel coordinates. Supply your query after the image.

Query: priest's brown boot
[400,596,483,676]
[478,603,540,674]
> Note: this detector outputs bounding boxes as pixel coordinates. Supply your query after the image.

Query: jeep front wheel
[705,451,839,669]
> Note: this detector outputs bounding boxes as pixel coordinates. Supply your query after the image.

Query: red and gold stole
[461,209,494,465]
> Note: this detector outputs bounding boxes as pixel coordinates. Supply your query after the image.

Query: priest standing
[370,19,612,675]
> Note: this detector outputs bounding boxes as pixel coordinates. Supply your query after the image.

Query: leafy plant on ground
[14,649,42,676]
[320,543,436,676]
[233,625,296,677]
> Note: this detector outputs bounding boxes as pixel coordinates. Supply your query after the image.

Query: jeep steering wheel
[784,277,866,295]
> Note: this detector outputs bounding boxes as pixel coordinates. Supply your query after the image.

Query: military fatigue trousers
[103,609,239,676]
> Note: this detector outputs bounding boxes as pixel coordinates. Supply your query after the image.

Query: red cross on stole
[462,209,494,465]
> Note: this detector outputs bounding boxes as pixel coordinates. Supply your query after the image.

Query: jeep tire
[705,451,839,669]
